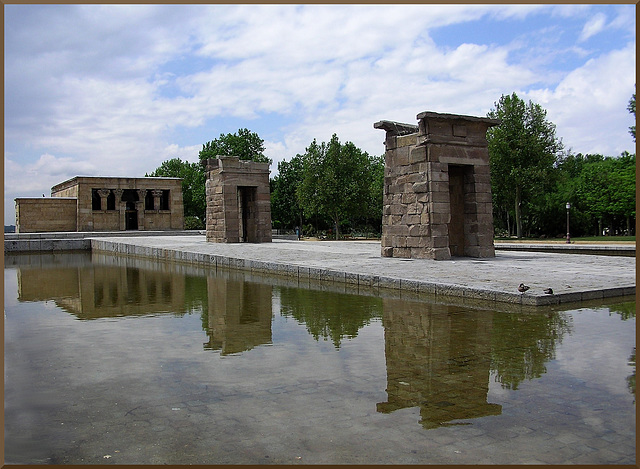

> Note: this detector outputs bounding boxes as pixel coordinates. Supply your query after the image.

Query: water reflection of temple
[14,254,273,355]
[17,264,186,319]
[377,299,502,429]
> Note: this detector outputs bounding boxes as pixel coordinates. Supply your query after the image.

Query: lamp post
[565,202,571,244]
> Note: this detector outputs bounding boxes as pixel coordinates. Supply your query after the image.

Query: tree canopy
[628,91,636,142]
[574,152,636,235]
[296,134,378,239]
[270,155,304,230]
[199,128,271,164]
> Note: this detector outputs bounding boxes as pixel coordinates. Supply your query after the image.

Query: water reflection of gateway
[205,277,273,355]
[377,299,502,429]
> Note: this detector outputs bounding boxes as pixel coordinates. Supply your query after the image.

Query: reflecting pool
[4,252,635,464]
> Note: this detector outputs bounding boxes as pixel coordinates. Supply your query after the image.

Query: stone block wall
[204,157,272,243]
[15,198,78,233]
[375,111,499,260]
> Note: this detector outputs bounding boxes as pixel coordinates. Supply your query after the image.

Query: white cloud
[5,153,97,193]
[579,13,608,42]
[527,41,635,155]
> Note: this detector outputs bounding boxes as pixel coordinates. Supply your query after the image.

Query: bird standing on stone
[543,288,553,294]
[518,283,530,293]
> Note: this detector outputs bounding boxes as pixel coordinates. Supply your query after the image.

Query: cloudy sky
[4,4,636,225]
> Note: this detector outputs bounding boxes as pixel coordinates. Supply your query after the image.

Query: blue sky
[4,4,636,225]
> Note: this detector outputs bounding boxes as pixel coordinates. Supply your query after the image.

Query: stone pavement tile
[568,446,636,465]
[427,430,460,445]
[555,431,584,445]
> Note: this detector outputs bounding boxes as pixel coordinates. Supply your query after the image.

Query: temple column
[152,189,164,211]
[113,189,125,230]
[136,189,146,230]
[97,189,111,211]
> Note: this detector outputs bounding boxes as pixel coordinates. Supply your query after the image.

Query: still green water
[4,252,635,464]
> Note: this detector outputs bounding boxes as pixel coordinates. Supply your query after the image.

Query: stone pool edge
[89,238,635,308]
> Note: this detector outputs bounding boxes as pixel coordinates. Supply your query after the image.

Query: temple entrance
[238,186,257,242]
[122,190,139,231]
[125,207,138,230]
[448,165,468,257]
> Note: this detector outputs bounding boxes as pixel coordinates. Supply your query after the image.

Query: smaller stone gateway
[375,111,500,260]
[203,156,272,243]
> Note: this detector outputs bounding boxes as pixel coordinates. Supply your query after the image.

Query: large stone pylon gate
[203,156,272,243]
[374,111,500,260]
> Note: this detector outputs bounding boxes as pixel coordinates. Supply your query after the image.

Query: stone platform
[85,236,635,307]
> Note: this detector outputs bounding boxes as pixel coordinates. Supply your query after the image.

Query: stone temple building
[375,111,500,260]
[14,176,184,233]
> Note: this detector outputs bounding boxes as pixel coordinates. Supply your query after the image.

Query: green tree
[628,90,636,142]
[278,286,382,348]
[490,311,571,390]
[146,158,206,228]
[297,134,373,239]
[576,153,636,235]
[366,154,385,232]
[199,128,271,164]
[539,152,595,237]
[270,155,304,230]
[487,93,564,238]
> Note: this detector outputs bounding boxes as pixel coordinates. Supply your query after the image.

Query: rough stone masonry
[375,111,500,260]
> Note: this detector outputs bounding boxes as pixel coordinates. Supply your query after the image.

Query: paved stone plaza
[88,236,635,307]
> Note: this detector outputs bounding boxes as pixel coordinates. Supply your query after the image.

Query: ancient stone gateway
[374,111,500,260]
[203,156,272,243]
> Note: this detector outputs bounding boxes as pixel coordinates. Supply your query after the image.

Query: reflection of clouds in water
[554,308,635,398]
[487,371,513,399]
[4,269,19,307]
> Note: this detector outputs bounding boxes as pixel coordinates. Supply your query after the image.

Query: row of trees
[271,135,384,238]
[147,91,635,238]
[489,92,635,238]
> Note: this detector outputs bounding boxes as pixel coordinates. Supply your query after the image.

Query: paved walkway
[89,236,636,307]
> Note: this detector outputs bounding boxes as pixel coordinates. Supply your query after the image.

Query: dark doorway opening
[448,165,470,257]
[122,189,139,230]
[237,186,257,242]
